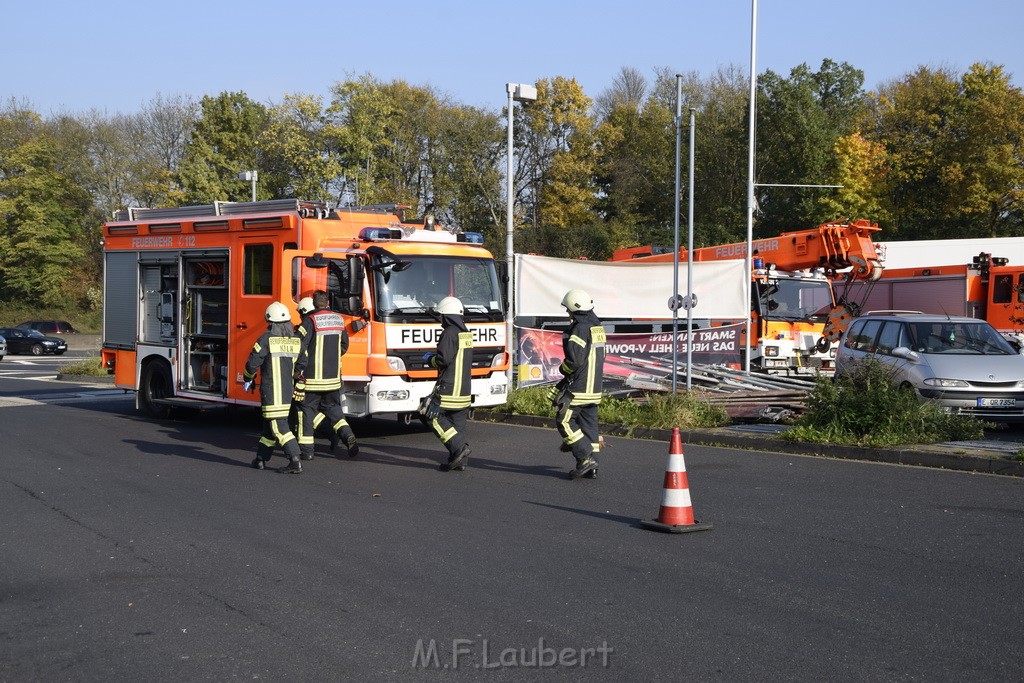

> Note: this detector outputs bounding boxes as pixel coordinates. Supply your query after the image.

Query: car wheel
[140,360,175,419]
[31,344,44,356]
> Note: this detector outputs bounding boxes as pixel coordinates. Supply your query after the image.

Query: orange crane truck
[100,199,510,419]
[609,219,884,375]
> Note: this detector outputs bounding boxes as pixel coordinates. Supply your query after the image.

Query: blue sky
[8,1,1022,116]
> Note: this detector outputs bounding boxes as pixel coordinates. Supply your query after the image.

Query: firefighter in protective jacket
[293,290,358,460]
[551,289,606,479]
[424,296,474,471]
[244,301,304,473]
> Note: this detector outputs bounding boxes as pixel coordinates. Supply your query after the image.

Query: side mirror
[347,296,363,312]
[891,346,919,361]
[305,253,329,269]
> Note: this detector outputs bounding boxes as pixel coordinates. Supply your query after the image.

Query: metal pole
[672,75,682,394]
[251,171,257,202]
[686,107,696,391]
[745,0,758,375]
[505,84,516,388]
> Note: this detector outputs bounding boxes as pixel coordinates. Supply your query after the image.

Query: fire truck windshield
[373,255,504,323]
[759,279,833,322]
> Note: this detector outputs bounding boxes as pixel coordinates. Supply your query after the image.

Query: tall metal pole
[671,75,683,394]
[505,84,516,388]
[745,0,758,374]
[686,107,696,391]
[250,171,257,202]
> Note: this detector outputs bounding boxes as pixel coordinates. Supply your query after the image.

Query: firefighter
[294,290,359,461]
[244,301,304,474]
[550,289,606,479]
[291,296,339,454]
[424,296,474,471]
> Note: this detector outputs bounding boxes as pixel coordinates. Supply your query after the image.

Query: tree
[518,76,598,228]
[262,93,343,202]
[0,104,97,307]
[176,92,272,204]
[755,59,868,232]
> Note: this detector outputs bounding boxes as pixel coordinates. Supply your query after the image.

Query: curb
[55,373,115,384]
[474,411,1024,478]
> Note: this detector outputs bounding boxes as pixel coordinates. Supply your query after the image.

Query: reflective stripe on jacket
[560,311,605,405]
[430,317,474,410]
[244,322,301,418]
[296,309,349,392]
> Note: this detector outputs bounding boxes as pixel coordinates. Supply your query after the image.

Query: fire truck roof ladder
[114,199,330,222]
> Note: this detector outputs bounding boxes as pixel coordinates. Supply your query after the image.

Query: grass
[57,356,108,377]
[0,304,101,333]
[781,359,985,447]
[497,385,730,433]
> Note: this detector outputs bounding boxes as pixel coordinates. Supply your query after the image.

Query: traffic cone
[641,428,712,534]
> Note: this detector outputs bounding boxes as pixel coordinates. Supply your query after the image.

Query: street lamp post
[505,82,537,388]
[238,170,258,202]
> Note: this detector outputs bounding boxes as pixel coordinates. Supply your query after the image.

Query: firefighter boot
[570,457,598,480]
[251,457,266,470]
[278,458,303,474]
[448,444,471,472]
[341,429,359,458]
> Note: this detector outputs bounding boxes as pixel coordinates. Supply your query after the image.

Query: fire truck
[100,199,509,419]
[609,219,884,375]
[848,252,1024,348]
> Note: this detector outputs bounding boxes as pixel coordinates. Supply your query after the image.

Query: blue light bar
[359,227,403,241]
[458,232,484,244]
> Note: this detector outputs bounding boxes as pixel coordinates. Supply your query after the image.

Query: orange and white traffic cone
[641,427,712,534]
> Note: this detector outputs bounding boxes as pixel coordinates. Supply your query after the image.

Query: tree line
[1,60,1022,307]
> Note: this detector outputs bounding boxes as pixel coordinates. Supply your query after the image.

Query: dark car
[0,333,6,361]
[17,320,79,334]
[0,327,67,356]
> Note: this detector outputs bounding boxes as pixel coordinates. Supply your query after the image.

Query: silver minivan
[835,311,1024,422]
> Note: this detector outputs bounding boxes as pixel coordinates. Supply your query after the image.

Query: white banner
[514,254,748,319]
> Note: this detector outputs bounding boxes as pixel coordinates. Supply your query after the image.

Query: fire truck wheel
[140,360,174,419]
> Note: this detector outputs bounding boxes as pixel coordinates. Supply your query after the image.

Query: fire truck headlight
[385,356,406,371]
[490,384,507,395]
[490,352,505,368]
[764,346,780,357]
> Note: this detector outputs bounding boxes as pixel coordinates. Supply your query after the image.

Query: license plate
[977,398,1016,407]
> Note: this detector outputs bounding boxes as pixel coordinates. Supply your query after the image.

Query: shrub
[783,359,984,446]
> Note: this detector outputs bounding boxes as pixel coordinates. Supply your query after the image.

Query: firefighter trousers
[430,407,468,457]
[256,416,301,463]
[556,402,600,465]
[297,389,352,458]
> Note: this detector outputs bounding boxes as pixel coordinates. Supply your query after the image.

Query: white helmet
[435,296,464,315]
[297,297,315,315]
[265,301,290,323]
[561,289,594,312]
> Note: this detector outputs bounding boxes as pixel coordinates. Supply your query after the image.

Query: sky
[6,0,1023,116]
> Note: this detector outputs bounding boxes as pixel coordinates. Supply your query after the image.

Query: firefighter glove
[243,380,255,393]
[293,382,305,403]
[422,351,436,364]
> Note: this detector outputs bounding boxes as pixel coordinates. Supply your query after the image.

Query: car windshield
[907,321,1016,355]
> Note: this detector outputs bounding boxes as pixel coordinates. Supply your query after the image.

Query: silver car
[836,311,1024,422]
[0,333,5,361]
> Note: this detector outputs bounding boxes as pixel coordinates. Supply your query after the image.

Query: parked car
[0,332,6,361]
[835,311,1024,422]
[16,320,79,334]
[0,327,67,356]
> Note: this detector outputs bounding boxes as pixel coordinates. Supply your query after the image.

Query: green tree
[756,59,868,233]
[0,104,97,306]
[262,93,343,202]
[176,92,273,204]
[519,77,598,228]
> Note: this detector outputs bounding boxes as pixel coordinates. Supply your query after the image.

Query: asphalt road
[2,375,1023,681]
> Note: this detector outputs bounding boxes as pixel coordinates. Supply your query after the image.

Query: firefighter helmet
[297,297,315,315]
[561,289,594,312]
[435,296,464,315]
[265,301,290,323]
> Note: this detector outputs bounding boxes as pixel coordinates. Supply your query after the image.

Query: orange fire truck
[609,219,884,375]
[101,199,509,418]
[848,252,1024,348]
